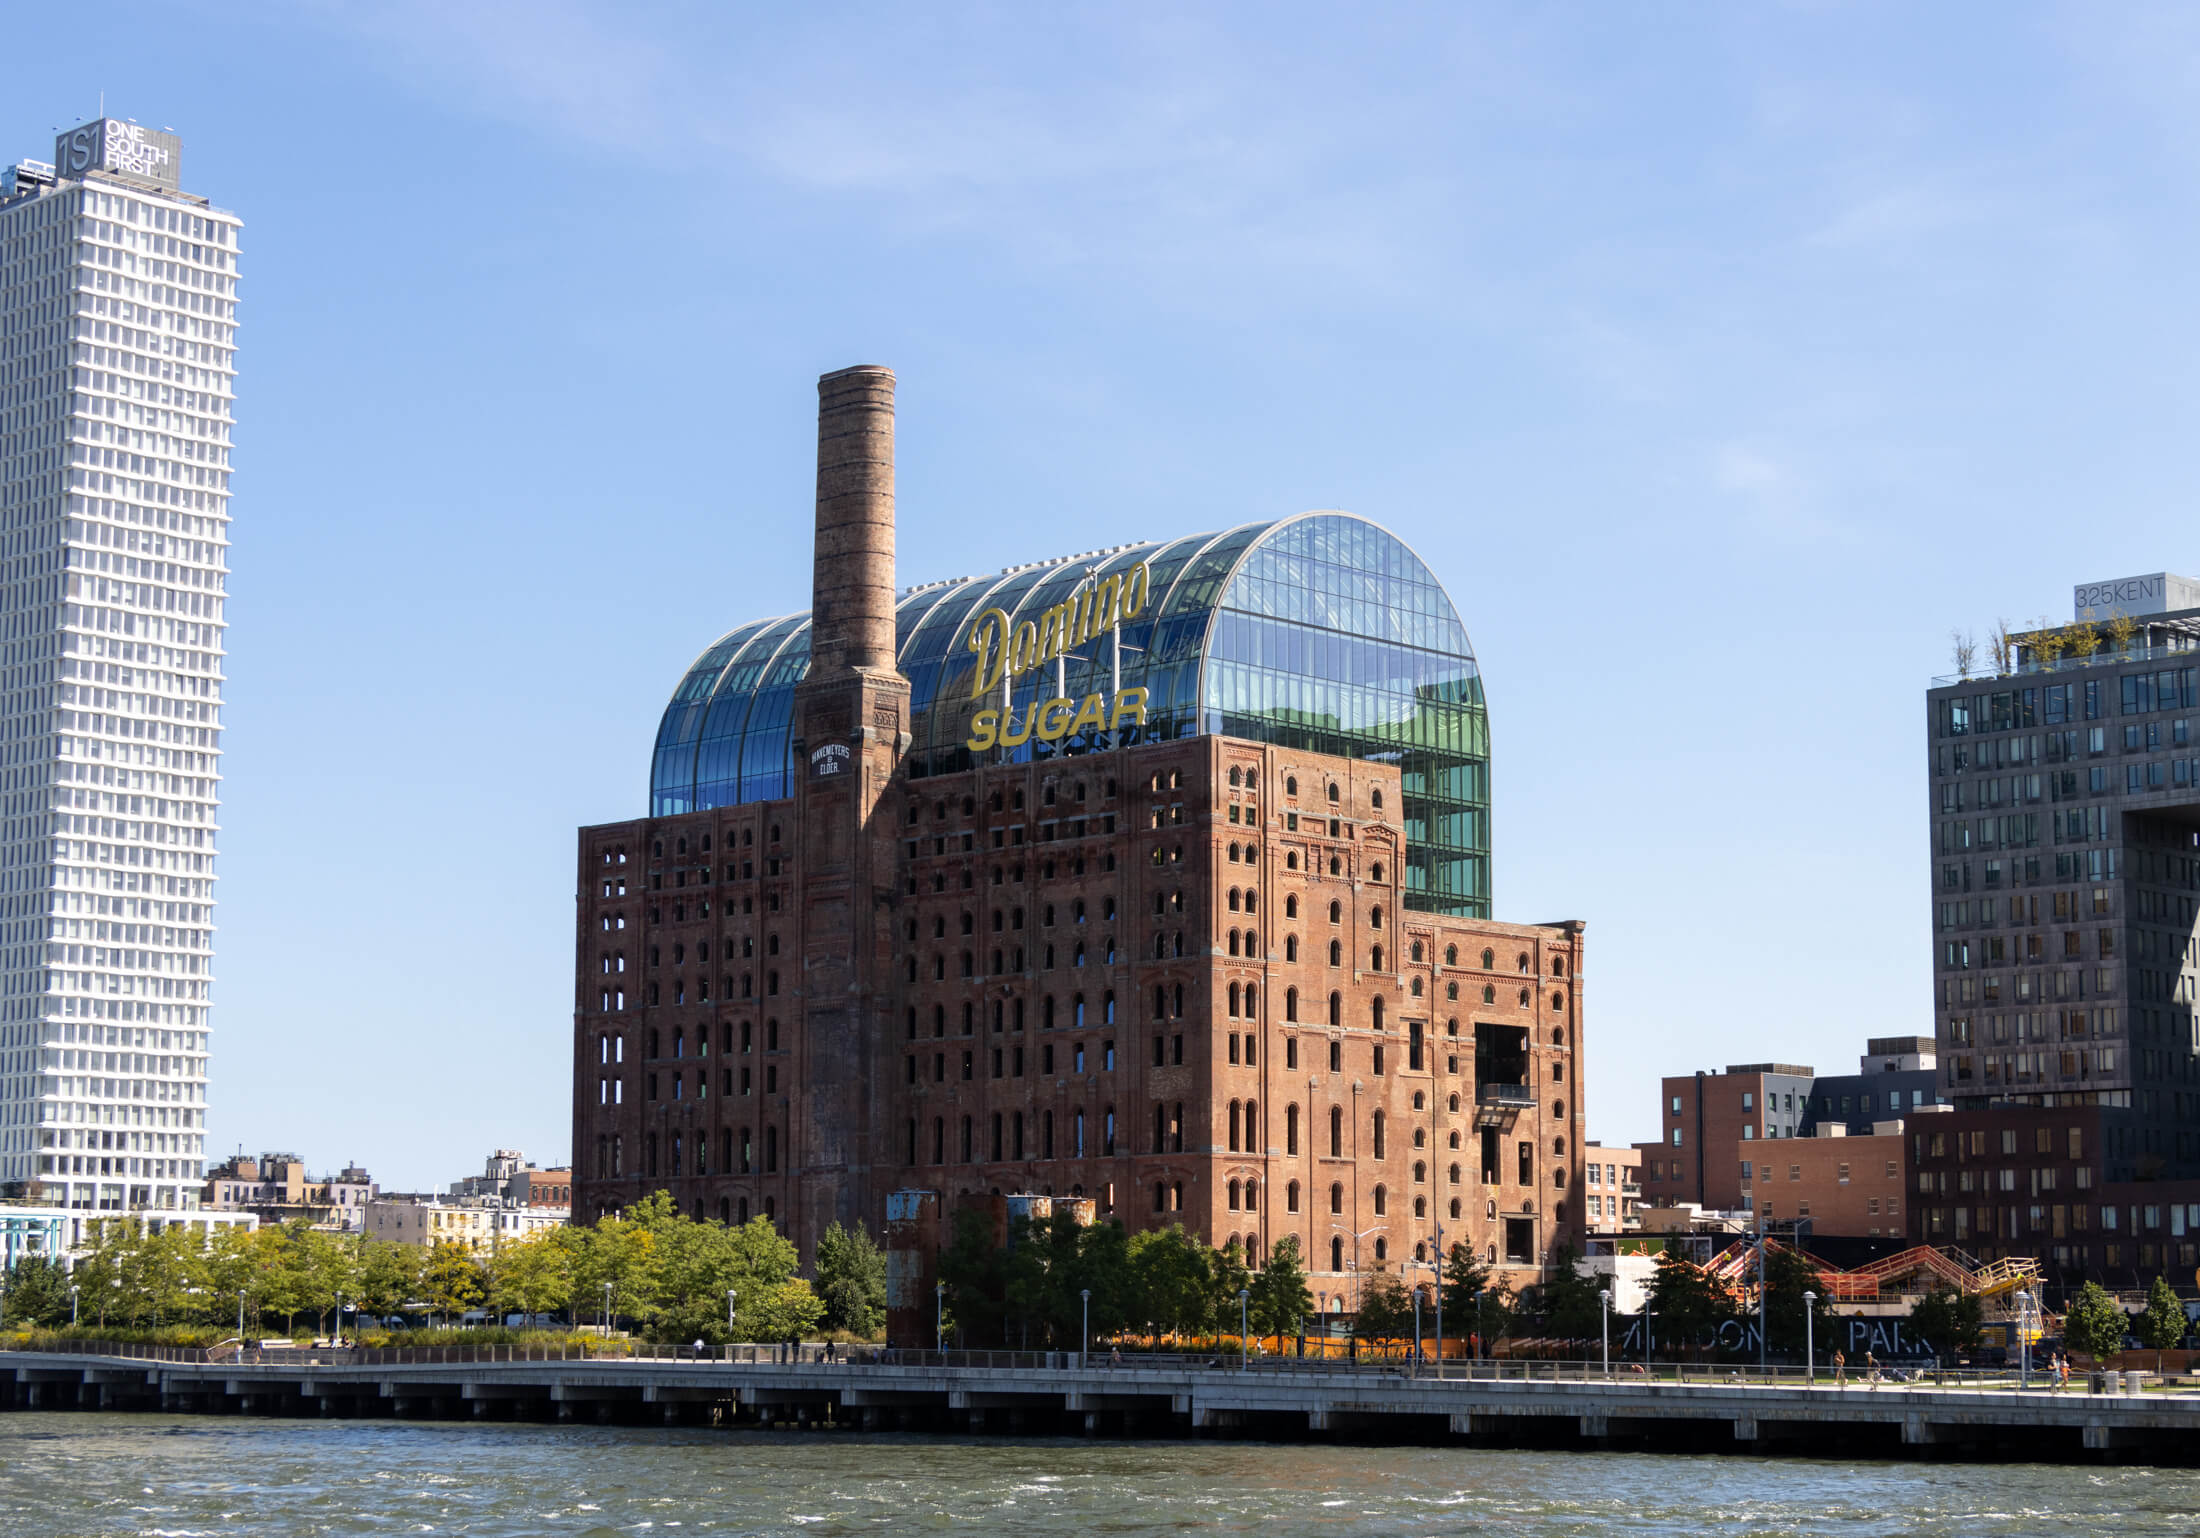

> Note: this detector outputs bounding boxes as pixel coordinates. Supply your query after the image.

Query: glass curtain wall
[1201,515,1487,915]
[649,514,1489,914]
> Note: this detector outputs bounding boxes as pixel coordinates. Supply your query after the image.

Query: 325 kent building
[573,367,1590,1298]
[0,119,232,1211]
[1920,573,2200,1275]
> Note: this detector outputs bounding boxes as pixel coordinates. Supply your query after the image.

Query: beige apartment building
[364,1200,567,1253]
[1581,1141,1640,1234]
[203,1152,375,1230]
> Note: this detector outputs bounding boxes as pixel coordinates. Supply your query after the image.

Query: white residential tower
[0,117,232,1211]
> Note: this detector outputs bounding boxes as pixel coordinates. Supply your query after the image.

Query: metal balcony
[1475,1082,1532,1129]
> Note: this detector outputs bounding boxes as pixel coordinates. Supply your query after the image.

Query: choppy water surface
[0,1415,2194,1536]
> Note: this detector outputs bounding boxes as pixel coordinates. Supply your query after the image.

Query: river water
[1,1414,2194,1536]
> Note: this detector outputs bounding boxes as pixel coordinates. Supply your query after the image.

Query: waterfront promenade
[2,1346,2194,1462]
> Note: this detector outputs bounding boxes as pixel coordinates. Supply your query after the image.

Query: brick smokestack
[810,365,897,673]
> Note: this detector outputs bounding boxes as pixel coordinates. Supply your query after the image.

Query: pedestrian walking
[1831,1349,1847,1386]
[1865,1349,1880,1390]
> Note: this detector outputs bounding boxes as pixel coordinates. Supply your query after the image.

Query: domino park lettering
[961,561,1152,753]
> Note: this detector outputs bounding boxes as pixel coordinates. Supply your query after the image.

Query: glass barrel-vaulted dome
[648,513,1489,914]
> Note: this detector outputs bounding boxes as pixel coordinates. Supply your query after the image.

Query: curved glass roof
[649,513,1489,914]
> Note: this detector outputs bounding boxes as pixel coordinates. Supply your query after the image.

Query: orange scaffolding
[1697,1239,2040,1308]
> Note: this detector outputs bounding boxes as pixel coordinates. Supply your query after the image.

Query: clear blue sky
[12,4,2197,1189]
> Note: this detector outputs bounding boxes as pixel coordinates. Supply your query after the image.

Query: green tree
[202,1223,273,1335]
[1442,1242,1513,1354]
[1644,1250,1733,1357]
[1442,1241,1490,1304]
[2106,611,2140,658]
[568,1199,660,1331]
[1351,1273,1415,1354]
[420,1240,488,1323]
[3,1254,73,1327]
[813,1221,887,1338]
[934,1208,1006,1346]
[2061,1281,2129,1366]
[2136,1275,2189,1374]
[635,1212,719,1341]
[136,1223,208,1327]
[285,1228,359,1338]
[259,1222,325,1333]
[1248,1234,1313,1342]
[1761,1245,1835,1357]
[630,1202,805,1344]
[1002,1211,1084,1347]
[1208,1237,1253,1346]
[1127,1226,1214,1340]
[742,1277,827,1343]
[1907,1288,1982,1359]
[71,1217,151,1326]
[1070,1219,1136,1346]
[491,1230,577,1322]
[716,1216,808,1341]
[1533,1245,1604,1342]
[354,1238,423,1322]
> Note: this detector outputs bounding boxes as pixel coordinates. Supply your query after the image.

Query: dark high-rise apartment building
[1919,573,2200,1269]
[572,368,1592,1297]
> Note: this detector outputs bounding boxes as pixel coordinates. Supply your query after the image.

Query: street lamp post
[726,1288,737,1345]
[1239,1287,1250,1373]
[1082,1288,1092,1370]
[602,1281,613,1336]
[1411,1289,1422,1378]
[1644,1291,1654,1369]
[2017,1290,2034,1389]
[1599,1288,1612,1378]
[1470,1289,1482,1366]
[1432,1223,1445,1381]
[70,1284,79,1327]
[236,1289,246,1343]
[1330,1222,1384,1313]
[935,1281,946,1354]
[334,1291,343,1348]
[1803,1291,1817,1386]
[1756,1218,1767,1379]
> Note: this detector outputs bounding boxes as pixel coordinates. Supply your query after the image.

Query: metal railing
[1,1339,2189,1394]
[1931,638,2200,689]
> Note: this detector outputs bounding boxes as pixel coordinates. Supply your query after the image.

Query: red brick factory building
[570,367,1588,1305]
